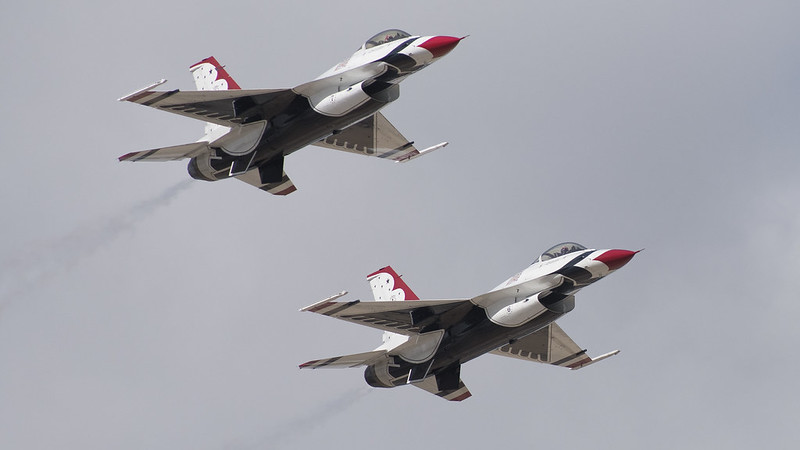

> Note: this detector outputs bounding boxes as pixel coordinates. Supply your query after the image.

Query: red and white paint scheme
[300,243,638,401]
[118,29,463,195]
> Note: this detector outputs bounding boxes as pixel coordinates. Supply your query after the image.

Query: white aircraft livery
[300,243,638,401]
[118,30,463,195]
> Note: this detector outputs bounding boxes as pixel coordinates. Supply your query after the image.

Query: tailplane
[188,56,241,141]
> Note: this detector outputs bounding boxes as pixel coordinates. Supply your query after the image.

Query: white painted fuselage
[301,243,638,401]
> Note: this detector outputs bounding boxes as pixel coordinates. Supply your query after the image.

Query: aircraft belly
[379,307,565,381]
[252,99,386,165]
[431,308,566,370]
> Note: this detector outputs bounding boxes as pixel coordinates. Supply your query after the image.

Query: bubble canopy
[538,242,587,262]
[364,29,412,49]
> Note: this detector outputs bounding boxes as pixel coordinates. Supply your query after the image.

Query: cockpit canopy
[538,242,587,262]
[364,29,411,49]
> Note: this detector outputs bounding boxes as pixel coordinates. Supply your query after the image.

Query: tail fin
[366,266,419,302]
[367,266,419,350]
[189,56,241,91]
[188,56,241,140]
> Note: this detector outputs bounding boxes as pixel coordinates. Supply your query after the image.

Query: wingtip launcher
[570,349,620,370]
[118,79,168,102]
[396,141,449,163]
[300,291,349,312]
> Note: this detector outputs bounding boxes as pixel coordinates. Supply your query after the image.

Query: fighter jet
[300,243,638,401]
[118,30,462,195]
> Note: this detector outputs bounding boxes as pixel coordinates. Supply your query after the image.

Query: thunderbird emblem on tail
[300,243,638,401]
[118,30,463,195]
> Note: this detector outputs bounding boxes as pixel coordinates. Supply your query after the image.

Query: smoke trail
[0,180,194,307]
[227,387,373,450]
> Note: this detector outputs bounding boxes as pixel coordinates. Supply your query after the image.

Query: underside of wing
[301,297,472,336]
[312,112,422,162]
[299,350,387,369]
[120,86,298,128]
[118,141,210,162]
[491,322,619,370]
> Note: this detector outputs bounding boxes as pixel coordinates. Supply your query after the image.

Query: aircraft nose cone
[418,36,462,58]
[594,249,637,271]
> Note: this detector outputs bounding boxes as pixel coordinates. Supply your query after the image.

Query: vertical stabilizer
[189,56,241,91]
[367,266,418,350]
[188,56,241,140]
[367,266,419,302]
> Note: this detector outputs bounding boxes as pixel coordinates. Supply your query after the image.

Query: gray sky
[1,1,799,448]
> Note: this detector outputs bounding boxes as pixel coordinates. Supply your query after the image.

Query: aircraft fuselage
[190,33,461,183]
[366,247,637,388]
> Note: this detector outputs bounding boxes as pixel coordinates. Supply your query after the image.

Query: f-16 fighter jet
[118,30,462,195]
[300,243,638,401]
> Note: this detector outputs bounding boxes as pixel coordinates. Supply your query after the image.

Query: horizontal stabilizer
[412,376,472,401]
[119,141,210,162]
[299,350,387,369]
[234,167,297,196]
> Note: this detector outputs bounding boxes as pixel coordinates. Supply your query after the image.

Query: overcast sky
[1,1,799,449]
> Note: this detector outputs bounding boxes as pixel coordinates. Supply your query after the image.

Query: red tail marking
[367,266,420,300]
[190,56,241,89]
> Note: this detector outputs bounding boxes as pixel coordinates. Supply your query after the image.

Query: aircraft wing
[119,82,297,128]
[412,377,472,402]
[490,322,620,370]
[311,112,445,163]
[299,350,387,369]
[301,295,472,336]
